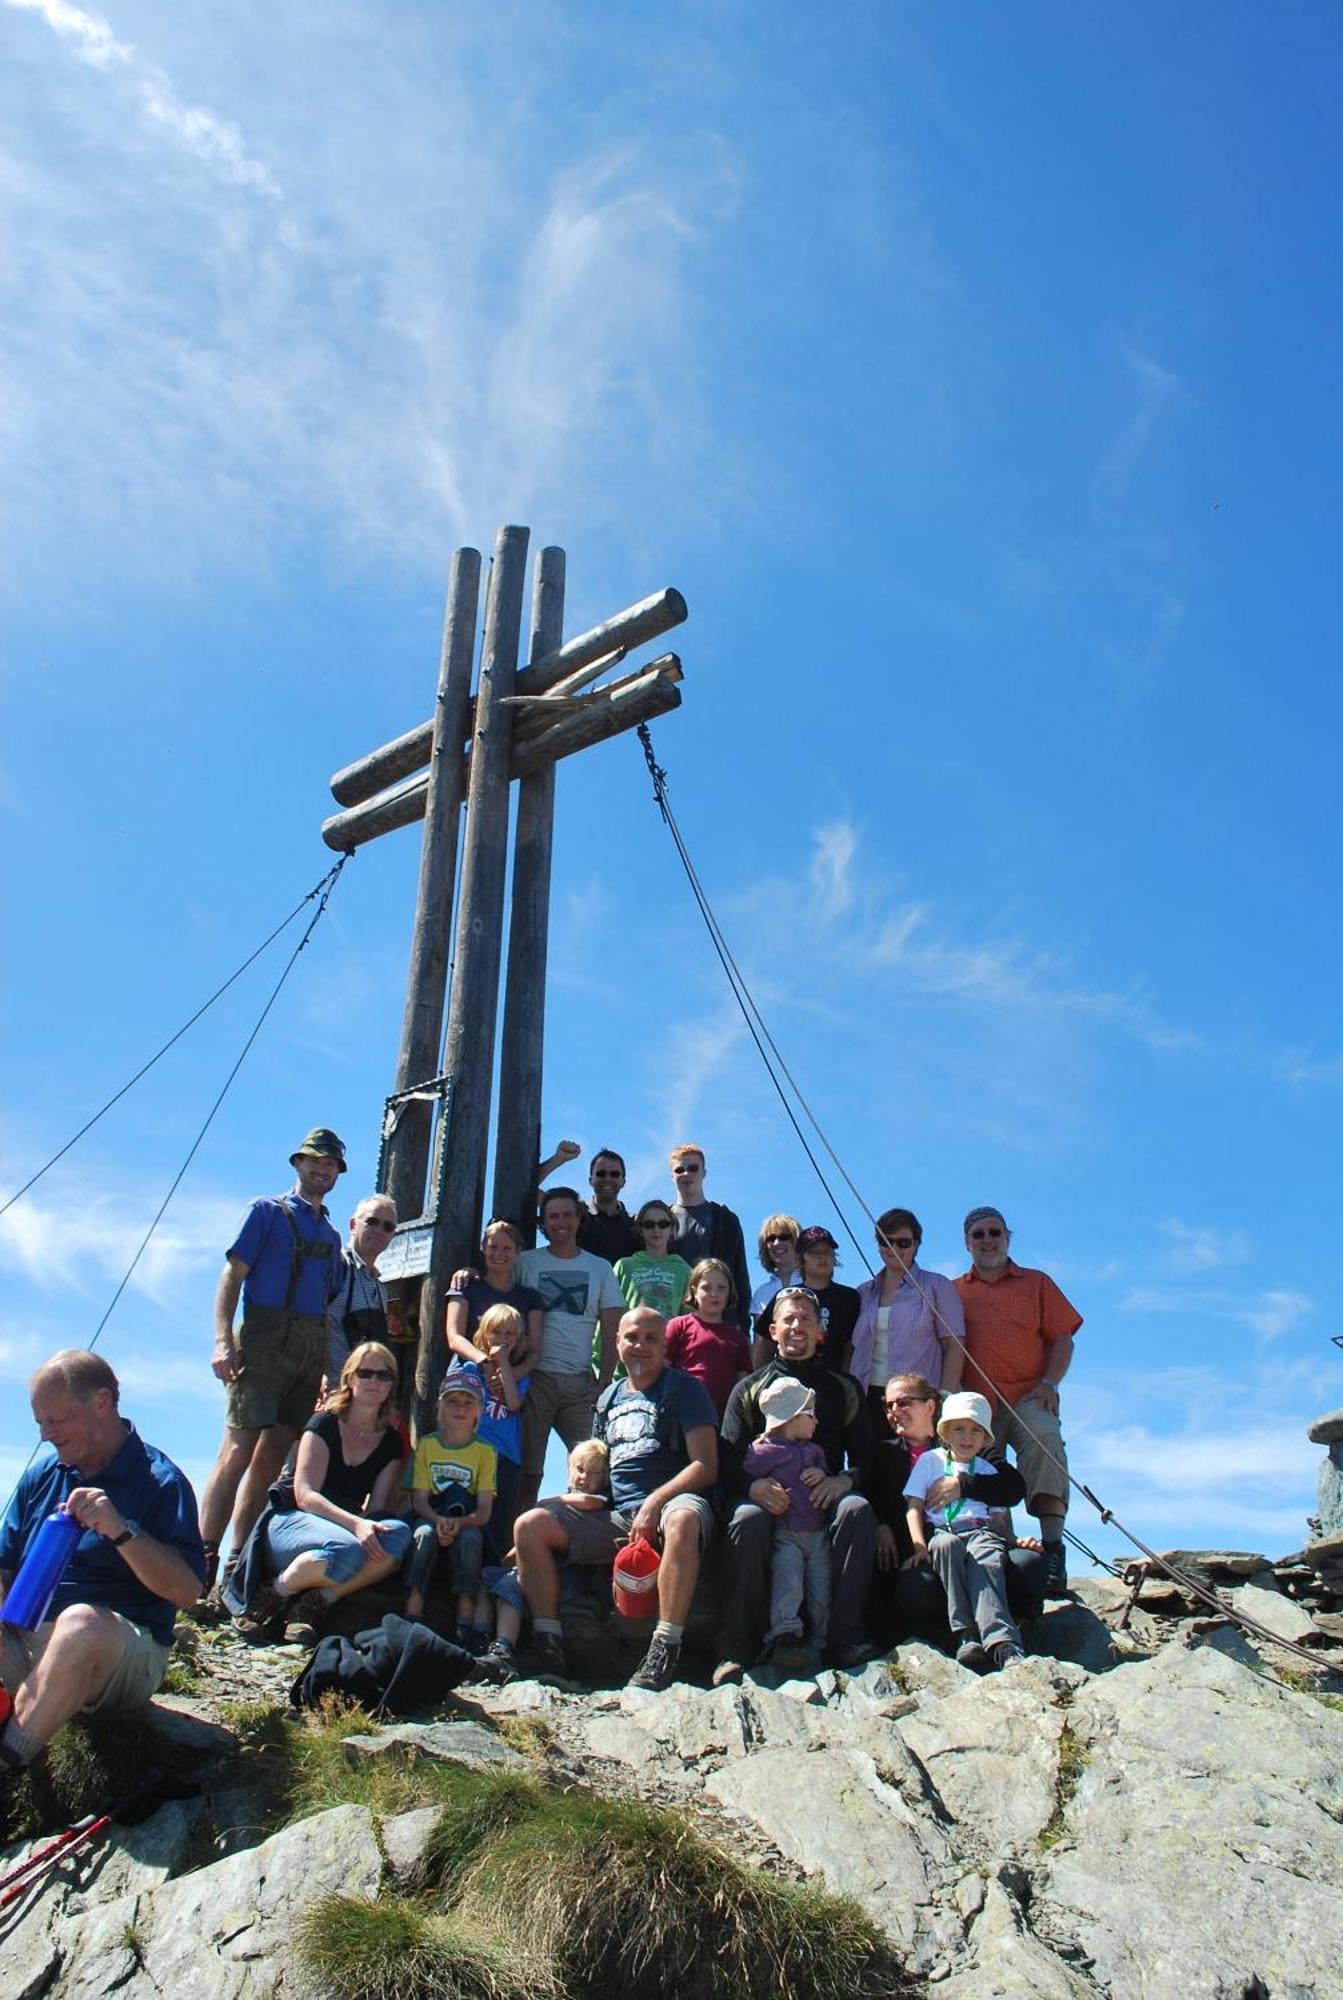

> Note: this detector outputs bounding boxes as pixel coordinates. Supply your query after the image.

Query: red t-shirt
[664,1312,752,1418]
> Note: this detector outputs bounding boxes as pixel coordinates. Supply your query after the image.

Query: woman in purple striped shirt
[847,1208,965,1424]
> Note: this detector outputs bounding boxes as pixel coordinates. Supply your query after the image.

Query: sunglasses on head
[353,1366,394,1382]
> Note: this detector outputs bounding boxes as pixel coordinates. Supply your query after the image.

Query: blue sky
[2,1,1339,1567]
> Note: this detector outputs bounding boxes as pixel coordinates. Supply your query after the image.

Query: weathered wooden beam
[513,586,686,698]
[321,654,683,852]
[327,587,685,806]
[382,546,480,1227]
[493,544,565,1242]
[415,524,529,1424]
[510,657,682,775]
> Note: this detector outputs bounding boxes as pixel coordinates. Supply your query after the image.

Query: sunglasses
[362,1216,396,1232]
[887,1395,927,1409]
[766,1233,796,1246]
[969,1227,1005,1241]
[774,1286,821,1305]
[880,1236,915,1251]
[353,1367,394,1382]
[593,1169,623,1179]
[642,1217,674,1229]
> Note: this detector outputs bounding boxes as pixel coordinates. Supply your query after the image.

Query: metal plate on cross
[376,1223,434,1281]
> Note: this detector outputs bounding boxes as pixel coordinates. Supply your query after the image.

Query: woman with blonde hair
[225,1340,411,1645]
[749,1212,800,1321]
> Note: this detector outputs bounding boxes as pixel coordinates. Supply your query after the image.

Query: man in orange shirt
[953,1206,1081,1596]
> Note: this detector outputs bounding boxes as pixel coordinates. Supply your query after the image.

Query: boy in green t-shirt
[404,1363,497,1646]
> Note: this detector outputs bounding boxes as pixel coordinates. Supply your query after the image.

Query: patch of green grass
[453,1786,913,2000]
[1038,1721,1090,1851]
[1275,1668,1343,1711]
[293,1894,551,2000]
[492,1713,556,1760]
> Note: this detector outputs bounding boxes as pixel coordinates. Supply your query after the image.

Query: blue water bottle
[2,1508,82,1632]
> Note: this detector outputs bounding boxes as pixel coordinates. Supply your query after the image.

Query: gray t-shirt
[516,1245,624,1373]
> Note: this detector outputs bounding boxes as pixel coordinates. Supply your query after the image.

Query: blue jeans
[405,1522,485,1603]
[263,1509,412,1587]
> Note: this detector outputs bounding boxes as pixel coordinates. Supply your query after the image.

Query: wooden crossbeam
[328,587,686,808]
[321,655,682,852]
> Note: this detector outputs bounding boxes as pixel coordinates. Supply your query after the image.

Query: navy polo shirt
[0,1424,205,1646]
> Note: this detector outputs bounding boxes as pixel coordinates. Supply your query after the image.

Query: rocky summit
[4,1560,1343,1999]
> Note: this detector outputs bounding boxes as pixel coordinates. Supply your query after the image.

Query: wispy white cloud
[1120,1284,1313,1344]
[0,1176,234,1310]
[5,0,281,193]
[0,9,733,593]
[808,820,858,914]
[1158,1219,1251,1275]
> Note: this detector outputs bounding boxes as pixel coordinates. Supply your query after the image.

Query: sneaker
[528,1632,569,1683]
[711,1658,744,1688]
[990,1642,1026,1670]
[628,1634,681,1692]
[282,1590,327,1648]
[1041,1542,1069,1597]
[954,1635,991,1673]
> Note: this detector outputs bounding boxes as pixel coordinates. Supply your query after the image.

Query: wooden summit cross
[320,524,687,1416]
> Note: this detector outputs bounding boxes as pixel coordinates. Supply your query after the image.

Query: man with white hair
[328,1192,400,1380]
[0,1350,205,1773]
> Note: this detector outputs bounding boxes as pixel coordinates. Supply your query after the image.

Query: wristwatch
[109,1520,140,1548]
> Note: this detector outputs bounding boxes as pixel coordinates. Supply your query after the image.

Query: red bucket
[612,1535,660,1619]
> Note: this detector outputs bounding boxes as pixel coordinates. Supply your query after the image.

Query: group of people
[0,1127,1084,1773]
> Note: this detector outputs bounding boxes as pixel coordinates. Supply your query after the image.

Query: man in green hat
[196,1129,348,1597]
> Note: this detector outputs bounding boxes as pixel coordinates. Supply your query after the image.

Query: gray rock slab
[1064,1572,1134,1621]
[1307,1406,1343,1445]
[1317,1448,1343,1539]
[340,1719,526,1771]
[379,1803,443,1888]
[825,1657,918,1721]
[704,1742,956,1967]
[145,1697,240,1757]
[1230,1579,1324,1645]
[891,1640,981,1705]
[939,1879,1096,2000]
[898,1661,1071,1855]
[1038,1644,1343,1997]
[1154,1548,1273,1580]
[50,1800,382,1998]
[1023,1599,1117,1674]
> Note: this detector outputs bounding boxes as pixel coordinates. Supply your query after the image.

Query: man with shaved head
[0,1350,205,1774]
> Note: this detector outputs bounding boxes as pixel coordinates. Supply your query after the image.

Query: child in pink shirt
[665,1258,753,1418]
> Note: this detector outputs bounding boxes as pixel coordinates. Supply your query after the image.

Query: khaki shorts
[992,1394,1069,1508]
[547,1491,715,1566]
[521,1369,597,1477]
[226,1306,326,1431]
[30,1608,170,1714]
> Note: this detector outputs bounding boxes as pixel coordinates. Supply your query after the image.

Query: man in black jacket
[716,1286,876,1680]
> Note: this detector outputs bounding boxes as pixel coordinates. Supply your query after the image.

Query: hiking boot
[990,1642,1026,1670]
[1041,1542,1069,1597]
[234,1583,286,1641]
[282,1591,327,1648]
[830,1640,879,1672]
[769,1637,817,1679]
[192,1559,236,1626]
[711,1658,745,1688]
[954,1635,990,1673]
[528,1632,569,1684]
[628,1634,681,1692]
[471,1641,519,1687]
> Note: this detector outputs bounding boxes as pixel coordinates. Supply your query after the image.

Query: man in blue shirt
[0,1350,205,1773]
[513,1306,717,1692]
[197,1127,346,1594]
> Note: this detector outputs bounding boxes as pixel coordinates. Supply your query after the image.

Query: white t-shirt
[517,1245,624,1373]
[903,1446,996,1528]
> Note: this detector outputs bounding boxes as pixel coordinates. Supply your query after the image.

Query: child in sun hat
[742,1376,832,1672]
[903,1389,1026,1673]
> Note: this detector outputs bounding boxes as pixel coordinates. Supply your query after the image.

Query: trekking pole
[0,1811,113,1907]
